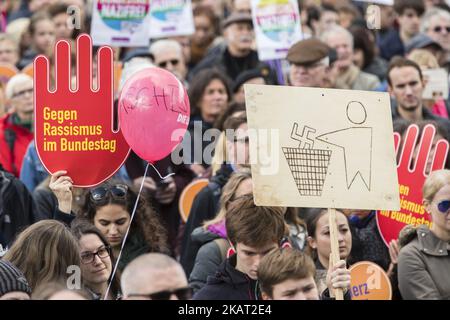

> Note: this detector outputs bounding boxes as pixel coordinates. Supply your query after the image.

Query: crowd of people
[0,0,450,300]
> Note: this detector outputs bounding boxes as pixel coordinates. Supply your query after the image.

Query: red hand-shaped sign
[34,34,130,187]
[376,124,449,246]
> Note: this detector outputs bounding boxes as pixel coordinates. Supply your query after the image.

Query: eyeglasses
[127,287,192,300]
[158,59,180,68]
[433,26,450,33]
[90,184,128,202]
[12,88,33,98]
[435,200,450,214]
[80,246,111,264]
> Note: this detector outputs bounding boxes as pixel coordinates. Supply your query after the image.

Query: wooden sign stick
[328,208,344,300]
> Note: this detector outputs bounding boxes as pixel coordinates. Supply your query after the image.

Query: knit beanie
[0,260,32,296]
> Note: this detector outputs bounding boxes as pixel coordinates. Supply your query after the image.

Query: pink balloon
[118,67,190,163]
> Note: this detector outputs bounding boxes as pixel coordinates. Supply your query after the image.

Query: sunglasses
[158,59,180,68]
[436,200,450,214]
[127,287,192,300]
[90,184,128,202]
[433,26,450,33]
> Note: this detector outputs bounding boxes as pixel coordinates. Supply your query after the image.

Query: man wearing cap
[0,260,31,300]
[189,12,277,83]
[405,33,444,59]
[286,38,333,88]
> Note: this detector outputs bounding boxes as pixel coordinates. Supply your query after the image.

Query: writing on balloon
[121,84,189,117]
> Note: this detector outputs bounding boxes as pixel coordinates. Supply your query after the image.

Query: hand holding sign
[34,34,130,187]
[376,124,449,245]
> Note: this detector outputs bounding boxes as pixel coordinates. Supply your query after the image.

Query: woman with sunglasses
[398,169,450,299]
[79,180,169,271]
[71,220,121,300]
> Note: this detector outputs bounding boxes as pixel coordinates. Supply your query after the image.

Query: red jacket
[0,113,33,177]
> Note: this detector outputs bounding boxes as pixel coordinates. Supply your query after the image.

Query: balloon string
[148,162,175,180]
[104,162,150,300]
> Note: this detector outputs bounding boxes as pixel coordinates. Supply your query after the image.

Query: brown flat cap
[222,13,253,29]
[287,38,330,65]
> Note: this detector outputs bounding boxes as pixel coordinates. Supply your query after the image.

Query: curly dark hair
[79,180,169,254]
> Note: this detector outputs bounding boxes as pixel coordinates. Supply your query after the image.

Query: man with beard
[0,74,34,177]
[189,12,277,84]
[387,57,450,137]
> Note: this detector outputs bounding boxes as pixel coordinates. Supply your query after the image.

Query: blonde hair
[211,131,226,176]
[3,220,80,290]
[408,49,439,69]
[202,169,252,229]
[5,73,33,100]
[423,169,450,203]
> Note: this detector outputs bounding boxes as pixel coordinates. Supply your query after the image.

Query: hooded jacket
[180,164,234,275]
[188,225,229,293]
[398,225,450,300]
[193,254,259,300]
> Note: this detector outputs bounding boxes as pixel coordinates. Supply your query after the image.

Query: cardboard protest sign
[350,261,392,300]
[422,68,449,100]
[376,124,449,245]
[0,64,18,86]
[91,0,152,47]
[245,84,400,210]
[34,35,130,187]
[148,0,195,39]
[179,178,209,222]
[251,0,303,61]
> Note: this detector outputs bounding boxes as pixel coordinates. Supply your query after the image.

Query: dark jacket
[188,227,226,292]
[391,103,450,140]
[32,187,78,226]
[193,254,259,300]
[398,225,450,300]
[189,44,277,83]
[0,169,43,247]
[349,211,391,271]
[180,164,234,275]
[377,29,404,61]
[185,115,214,168]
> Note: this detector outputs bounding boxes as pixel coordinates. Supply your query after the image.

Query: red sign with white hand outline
[376,124,449,246]
[34,34,130,187]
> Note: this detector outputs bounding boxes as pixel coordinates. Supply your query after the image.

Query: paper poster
[34,35,130,187]
[148,0,195,39]
[91,0,152,47]
[422,68,449,100]
[376,124,449,245]
[251,0,303,61]
[350,262,392,300]
[245,84,400,210]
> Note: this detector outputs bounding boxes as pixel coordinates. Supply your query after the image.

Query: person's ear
[227,242,236,258]
[307,236,317,249]
[261,292,271,300]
